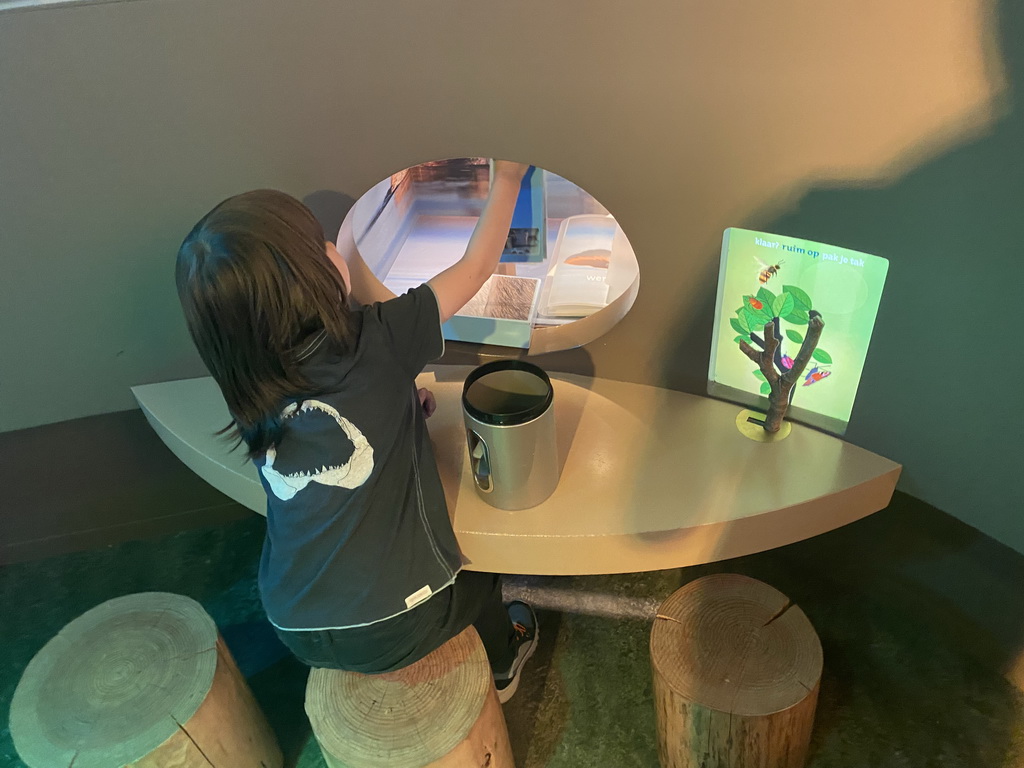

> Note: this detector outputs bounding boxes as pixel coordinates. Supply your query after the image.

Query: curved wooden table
[132,366,900,575]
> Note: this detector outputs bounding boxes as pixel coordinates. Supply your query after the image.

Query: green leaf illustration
[784,308,809,325]
[812,348,833,364]
[759,381,772,395]
[752,369,766,381]
[730,317,747,335]
[786,329,804,343]
[773,292,795,318]
[743,307,769,333]
[783,284,812,311]
[756,287,777,309]
[736,309,754,332]
[733,335,748,344]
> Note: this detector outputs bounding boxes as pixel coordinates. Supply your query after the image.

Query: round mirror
[344,158,639,354]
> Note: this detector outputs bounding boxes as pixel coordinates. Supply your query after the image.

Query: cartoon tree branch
[738,311,824,433]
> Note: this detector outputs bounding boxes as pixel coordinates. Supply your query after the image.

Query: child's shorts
[272,571,514,674]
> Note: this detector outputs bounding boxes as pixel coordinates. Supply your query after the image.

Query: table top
[132,366,900,575]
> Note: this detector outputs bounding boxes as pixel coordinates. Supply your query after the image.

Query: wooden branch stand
[305,625,514,768]
[650,574,823,768]
[739,314,825,433]
[9,592,282,768]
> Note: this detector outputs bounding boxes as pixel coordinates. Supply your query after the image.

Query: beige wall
[1,0,1021,551]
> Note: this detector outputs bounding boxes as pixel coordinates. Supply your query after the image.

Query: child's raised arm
[428,161,529,323]
[330,212,398,306]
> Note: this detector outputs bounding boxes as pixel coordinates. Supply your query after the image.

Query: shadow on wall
[660,0,1021,544]
[752,0,1022,541]
[302,190,356,245]
[654,0,1024,746]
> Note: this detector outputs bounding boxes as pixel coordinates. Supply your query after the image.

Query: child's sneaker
[494,601,539,704]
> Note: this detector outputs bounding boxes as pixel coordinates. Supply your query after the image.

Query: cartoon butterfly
[803,364,831,386]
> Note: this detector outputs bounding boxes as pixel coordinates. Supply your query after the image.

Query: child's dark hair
[176,189,354,459]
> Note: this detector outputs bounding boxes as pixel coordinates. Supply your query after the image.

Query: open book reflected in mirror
[537,215,617,320]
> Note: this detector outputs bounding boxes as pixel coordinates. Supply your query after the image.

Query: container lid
[462,360,553,426]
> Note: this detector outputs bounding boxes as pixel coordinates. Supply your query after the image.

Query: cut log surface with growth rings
[8,591,282,768]
[650,574,823,768]
[305,625,514,768]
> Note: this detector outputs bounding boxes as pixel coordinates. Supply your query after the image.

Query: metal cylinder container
[461,360,560,510]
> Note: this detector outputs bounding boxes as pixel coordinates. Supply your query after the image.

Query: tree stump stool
[9,592,283,768]
[305,625,514,767]
[650,574,823,768]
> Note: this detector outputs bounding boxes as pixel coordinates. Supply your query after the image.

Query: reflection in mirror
[348,158,639,352]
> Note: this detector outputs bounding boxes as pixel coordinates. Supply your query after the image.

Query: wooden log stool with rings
[304,624,515,767]
[650,574,824,768]
[9,592,282,768]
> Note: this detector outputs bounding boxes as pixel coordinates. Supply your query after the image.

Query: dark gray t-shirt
[254,284,463,631]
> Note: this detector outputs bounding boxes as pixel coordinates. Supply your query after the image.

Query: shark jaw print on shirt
[260,400,374,501]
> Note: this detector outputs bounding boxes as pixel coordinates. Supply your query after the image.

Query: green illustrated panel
[708,227,889,434]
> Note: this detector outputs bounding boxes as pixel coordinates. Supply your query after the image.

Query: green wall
[1,0,1020,552]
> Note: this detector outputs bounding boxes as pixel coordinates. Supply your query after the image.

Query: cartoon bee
[802,364,831,386]
[756,258,784,285]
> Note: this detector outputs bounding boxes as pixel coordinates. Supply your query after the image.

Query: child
[175,161,538,701]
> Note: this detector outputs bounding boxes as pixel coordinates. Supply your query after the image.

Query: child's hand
[418,388,437,419]
[428,162,527,322]
[492,160,529,183]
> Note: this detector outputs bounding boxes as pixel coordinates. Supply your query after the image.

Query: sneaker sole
[496,626,539,705]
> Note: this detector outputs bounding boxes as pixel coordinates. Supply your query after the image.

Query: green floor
[3,500,1023,767]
